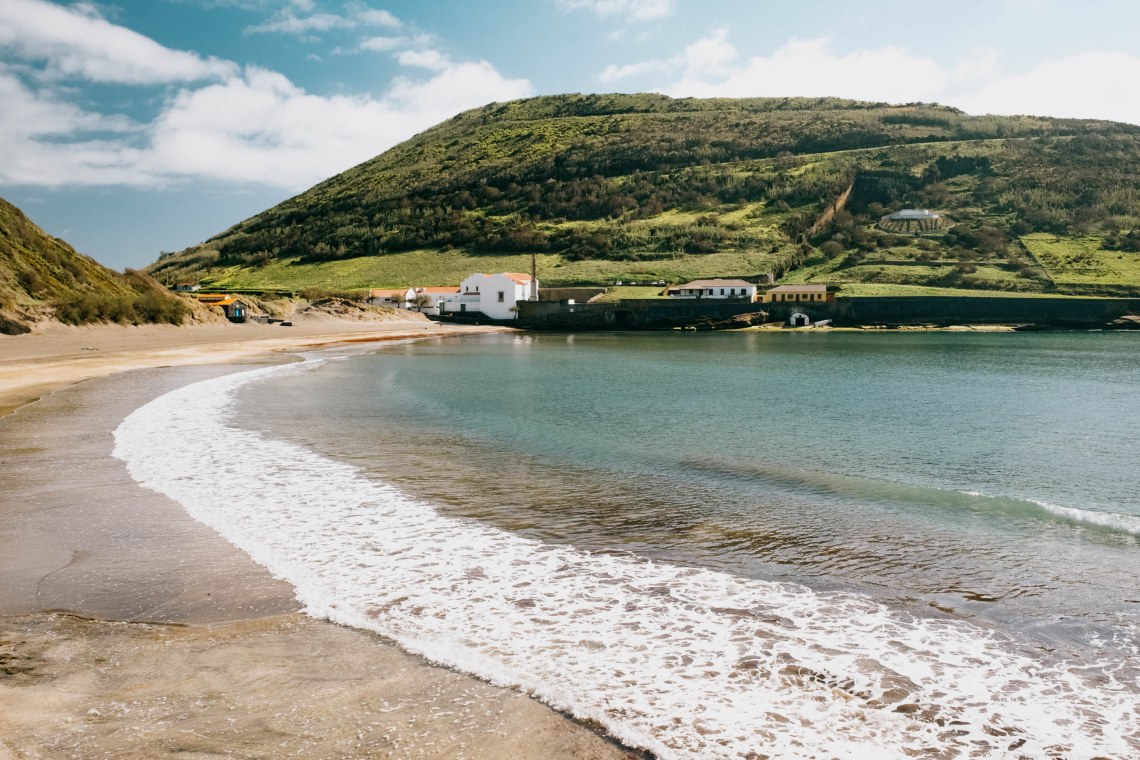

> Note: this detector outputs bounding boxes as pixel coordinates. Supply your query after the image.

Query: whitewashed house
[369,288,415,309]
[442,273,538,320]
[411,287,460,316]
[667,279,758,301]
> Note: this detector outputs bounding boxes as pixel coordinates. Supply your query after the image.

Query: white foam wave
[957,489,1140,537]
[1032,499,1140,536]
[114,360,1140,760]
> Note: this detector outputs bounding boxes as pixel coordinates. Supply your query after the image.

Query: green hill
[1,197,187,334]
[145,94,1140,297]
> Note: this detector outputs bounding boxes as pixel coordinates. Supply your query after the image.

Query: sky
[2,0,1139,270]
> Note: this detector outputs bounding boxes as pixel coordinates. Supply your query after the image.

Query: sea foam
[114,358,1140,760]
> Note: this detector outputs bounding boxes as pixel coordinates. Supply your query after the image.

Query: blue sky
[2,0,1139,270]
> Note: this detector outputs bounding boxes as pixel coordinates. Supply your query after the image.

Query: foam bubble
[114,360,1140,760]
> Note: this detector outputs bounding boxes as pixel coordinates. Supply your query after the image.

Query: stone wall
[517,296,1140,330]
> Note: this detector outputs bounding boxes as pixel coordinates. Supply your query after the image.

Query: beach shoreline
[0,316,513,418]
[0,326,638,760]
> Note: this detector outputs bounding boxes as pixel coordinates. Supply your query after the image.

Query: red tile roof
[767,284,827,292]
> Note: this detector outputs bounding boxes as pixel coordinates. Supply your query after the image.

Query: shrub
[299,287,369,302]
[52,288,187,326]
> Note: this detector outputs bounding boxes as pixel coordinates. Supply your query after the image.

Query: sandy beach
[0,313,509,418]
[0,321,637,760]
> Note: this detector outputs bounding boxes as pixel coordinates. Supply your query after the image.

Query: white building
[369,287,462,315]
[369,288,415,309]
[442,273,538,320]
[667,279,758,301]
[412,287,460,316]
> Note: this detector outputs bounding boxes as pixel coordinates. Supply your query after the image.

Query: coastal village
[179,271,843,329]
[164,200,1139,332]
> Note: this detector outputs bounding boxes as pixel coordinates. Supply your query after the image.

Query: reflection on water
[238,332,1140,643]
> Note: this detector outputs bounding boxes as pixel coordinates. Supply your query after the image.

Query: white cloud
[143,62,531,187]
[599,59,669,83]
[0,60,533,189]
[673,28,737,77]
[0,69,149,186]
[245,2,401,35]
[561,0,675,22]
[663,36,946,103]
[396,49,449,70]
[607,32,1140,125]
[953,51,1140,123]
[354,8,400,27]
[359,35,407,51]
[952,48,1000,86]
[245,12,355,34]
[0,0,235,84]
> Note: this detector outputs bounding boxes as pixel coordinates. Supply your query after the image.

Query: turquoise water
[109,329,1139,758]
[238,332,1140,644]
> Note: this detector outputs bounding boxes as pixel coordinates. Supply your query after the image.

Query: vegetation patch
[1021,233,1140,285]
[1,198,187,330]
[144,94,1140,298]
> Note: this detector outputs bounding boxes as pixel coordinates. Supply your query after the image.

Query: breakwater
[516,296,1140,330]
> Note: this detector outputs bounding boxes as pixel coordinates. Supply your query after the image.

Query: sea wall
[818,297,1140,326]
[516,296,1140,330]
[518,299,769,330]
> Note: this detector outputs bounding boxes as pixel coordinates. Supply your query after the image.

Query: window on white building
[498,291,505,302]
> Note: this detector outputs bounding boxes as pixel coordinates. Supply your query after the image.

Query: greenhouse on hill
[879,208,951,235]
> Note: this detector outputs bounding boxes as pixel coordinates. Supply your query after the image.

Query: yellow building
[761,284,832,304]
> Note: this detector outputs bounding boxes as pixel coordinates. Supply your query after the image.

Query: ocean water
[114,332,1140,759]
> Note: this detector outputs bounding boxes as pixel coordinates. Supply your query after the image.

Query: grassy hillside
[145,94,1140,295]
[1,197,187,333]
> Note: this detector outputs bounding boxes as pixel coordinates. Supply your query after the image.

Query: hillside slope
[146,94,1140,295]
[1,198,188,334]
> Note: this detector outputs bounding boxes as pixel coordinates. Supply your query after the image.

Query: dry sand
[0,313,506,418]
[0,323,637,760]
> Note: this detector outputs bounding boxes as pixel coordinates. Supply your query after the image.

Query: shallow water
[115,332,1140,759]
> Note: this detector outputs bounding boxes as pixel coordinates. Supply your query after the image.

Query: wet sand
[0,614,632,760]
[0,350,636,759]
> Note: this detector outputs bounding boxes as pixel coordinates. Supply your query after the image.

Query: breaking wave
[113,358,1140,760]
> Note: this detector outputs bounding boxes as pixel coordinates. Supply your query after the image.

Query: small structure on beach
[762,284,833,303]
[788,312,811,327]
[667,279,758,301]
[198,295,250,322]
